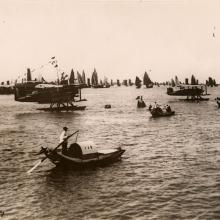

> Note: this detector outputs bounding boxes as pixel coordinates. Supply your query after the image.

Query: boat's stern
[39,147,61,165]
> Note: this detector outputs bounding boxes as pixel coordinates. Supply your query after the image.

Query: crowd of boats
[1,61,219,172]
[26,78,219,173]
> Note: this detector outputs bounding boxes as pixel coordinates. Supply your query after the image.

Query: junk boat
[0,82,14,94]
[143,72,153,88]
[135,76,142,89]
[41,141,125,168]
[91,68,104,88]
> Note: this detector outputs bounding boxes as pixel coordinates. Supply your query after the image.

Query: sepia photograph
[0,0,220,219]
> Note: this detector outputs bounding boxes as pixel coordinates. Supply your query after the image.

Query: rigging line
[31,61,56,72]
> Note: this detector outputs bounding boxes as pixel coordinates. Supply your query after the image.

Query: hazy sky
[0,0,219,83]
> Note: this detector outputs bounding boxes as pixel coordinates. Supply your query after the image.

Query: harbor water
[0,86,220,220]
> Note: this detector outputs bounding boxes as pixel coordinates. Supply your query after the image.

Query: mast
[69,69,75,84]
[82,70,86,84]
[77,71,83,84]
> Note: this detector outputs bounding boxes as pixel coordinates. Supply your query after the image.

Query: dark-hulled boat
[42,141,125,168]
[150,107,175,118]
[136,96,146,108]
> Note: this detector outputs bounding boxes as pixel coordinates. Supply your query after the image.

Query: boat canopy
[67,141,98,159]
[77,141,98,155]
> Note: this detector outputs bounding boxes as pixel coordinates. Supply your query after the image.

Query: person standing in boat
[60,127,68,154]
[166,105,171,113]
[165,105,171,113]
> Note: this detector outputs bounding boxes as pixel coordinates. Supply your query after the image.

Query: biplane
[14,68,86,111]
[167,84,209,101]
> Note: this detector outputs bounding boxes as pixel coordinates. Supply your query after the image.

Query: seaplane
[167,76,209,101]
[14,60,87,111]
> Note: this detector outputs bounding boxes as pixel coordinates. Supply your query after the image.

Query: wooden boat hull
[150,110,175,118]
[137,101,146,108]
[0,86,14,94]
[146,84,153,88]
[44,148,125,168]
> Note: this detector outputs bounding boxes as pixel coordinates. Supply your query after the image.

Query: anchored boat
[135,76,142,89]
[40,141,125,168]
[143,72,153,88]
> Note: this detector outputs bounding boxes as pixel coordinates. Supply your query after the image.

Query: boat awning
[77,141,98,155]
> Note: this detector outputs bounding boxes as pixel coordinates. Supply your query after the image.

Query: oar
[27,130,79,174]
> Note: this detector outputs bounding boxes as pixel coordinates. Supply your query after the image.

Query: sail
[82,70,86,84]
[111,79,114,86]
[117,79,121,86]
[143,72,152,85]
[77,71,83,84]
[175,76,180,85]
[91,68,98,85]
[103,76,110,87]
[135,76,142,87]
[123,79,128,86]
[104,77,107,84]
[128,79,133,86]
[69,69,75,84]
[171,78,175,87]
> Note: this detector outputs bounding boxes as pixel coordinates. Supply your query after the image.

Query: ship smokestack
[27,68,32,81]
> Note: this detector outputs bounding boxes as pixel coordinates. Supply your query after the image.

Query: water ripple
[0,87,220,219]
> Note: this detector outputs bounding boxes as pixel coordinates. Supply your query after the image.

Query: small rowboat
[150,108,175,118]
[137,100,146,108]
[41,141,125,168]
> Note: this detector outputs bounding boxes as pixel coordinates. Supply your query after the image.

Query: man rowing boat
[59,127,68,154]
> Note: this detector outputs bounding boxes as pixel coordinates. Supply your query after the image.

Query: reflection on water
[0,87,220,219]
